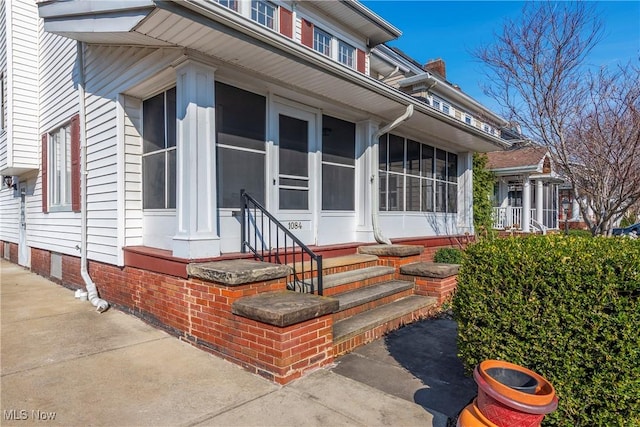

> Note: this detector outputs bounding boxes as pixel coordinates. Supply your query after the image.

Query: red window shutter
[301,18,314,48]
[41,134,48,213]
[70,114,81,212]
[357,49,366,73]
[279,7,293,38]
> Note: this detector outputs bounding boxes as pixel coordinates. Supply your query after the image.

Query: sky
[361,1,640,115]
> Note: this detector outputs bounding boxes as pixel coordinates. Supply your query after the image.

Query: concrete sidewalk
[1,260,446,427]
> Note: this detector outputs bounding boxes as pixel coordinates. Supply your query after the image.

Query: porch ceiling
[39,0,509,153]
[137,4,508,153]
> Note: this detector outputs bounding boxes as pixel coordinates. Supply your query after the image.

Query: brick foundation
[9,249,334,384]
[403,274,458,304]
[3,239,462,384]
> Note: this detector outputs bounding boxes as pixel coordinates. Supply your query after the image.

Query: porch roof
[38,0,510,153]
[486,146,549,174]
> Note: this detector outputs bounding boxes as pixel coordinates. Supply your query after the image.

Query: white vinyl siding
[25,29,81,258]
[0,3,6,139]
[1,0,39,173]
[28,41,182,265]
[83,45,183,263]
[123,95,143,247]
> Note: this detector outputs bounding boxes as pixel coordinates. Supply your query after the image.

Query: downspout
[371,104,414,244]
[77,41,109,313]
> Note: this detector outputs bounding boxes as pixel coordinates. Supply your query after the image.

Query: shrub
[453,235,640,426]
[472,153,496,239]
[567,229,592,238]
[433,247,463,264]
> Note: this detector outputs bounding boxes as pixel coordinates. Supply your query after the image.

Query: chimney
[424,58,446,79]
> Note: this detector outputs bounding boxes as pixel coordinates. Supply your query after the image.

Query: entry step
[334,280,414,312]
[333,295,438,343]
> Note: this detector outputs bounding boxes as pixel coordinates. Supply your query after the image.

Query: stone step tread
[310,266,396,290]
[333,295,438,342]
[334,280,415,312]
[288,254,378,271]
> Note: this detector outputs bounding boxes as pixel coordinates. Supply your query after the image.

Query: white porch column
[535,179,544,226]
[572,197,580,220]
[172,60,220,259]
[458,152,474,234]
[522,176,531,232]
[354,120,377,242]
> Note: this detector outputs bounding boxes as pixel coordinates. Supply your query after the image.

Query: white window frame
[216,0,238,11]
[313,27,332,57]
[338,40,356,69]
[48,123,72,211]
[142,88,176,211]
[379,134,458,214]
[251,0,277,30]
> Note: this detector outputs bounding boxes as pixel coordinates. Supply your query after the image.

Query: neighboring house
[486,145,575,233]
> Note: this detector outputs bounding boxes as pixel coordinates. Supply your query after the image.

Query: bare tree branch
[476,1,640,234]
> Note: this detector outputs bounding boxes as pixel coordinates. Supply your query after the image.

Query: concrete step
[332,280,415,321]
[312,266,396,296]
[333,295,438,356]
[288,254,379,278]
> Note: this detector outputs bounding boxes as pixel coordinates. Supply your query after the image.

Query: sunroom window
[322,115,355,210]
[379,133,458,213]
[251,0,277,30]
[142,87,176,210]
[215,82,266,208]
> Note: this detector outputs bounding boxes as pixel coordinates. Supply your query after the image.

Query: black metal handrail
[240,189,323,296]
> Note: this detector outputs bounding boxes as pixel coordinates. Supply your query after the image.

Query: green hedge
[433,247,463,264]
[454,235,640,426]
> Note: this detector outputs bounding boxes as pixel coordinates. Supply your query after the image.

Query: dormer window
[251,0,277,30]
[314,27,332,57]
[338,41,355,68]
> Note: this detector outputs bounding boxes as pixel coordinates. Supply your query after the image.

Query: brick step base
[332,295,438,356]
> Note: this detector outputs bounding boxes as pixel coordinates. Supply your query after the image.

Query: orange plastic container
[457,399,498,427]
[473,360,558,427]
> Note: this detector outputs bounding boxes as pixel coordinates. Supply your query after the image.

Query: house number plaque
[287,221,303,230]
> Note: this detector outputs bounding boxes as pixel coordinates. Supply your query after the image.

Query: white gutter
[77,41,109,313]
[371,104,414,245]
[398,73,508,126]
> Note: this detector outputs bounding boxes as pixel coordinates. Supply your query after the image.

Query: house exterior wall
[82,45,184,264]
[26,30,81,258]
[0,0,40,174]
[1,1,512,268]
[1,0,7,170]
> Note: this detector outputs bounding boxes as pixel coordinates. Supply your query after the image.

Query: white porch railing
[493,207,559,231]
[492,207,522,229]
